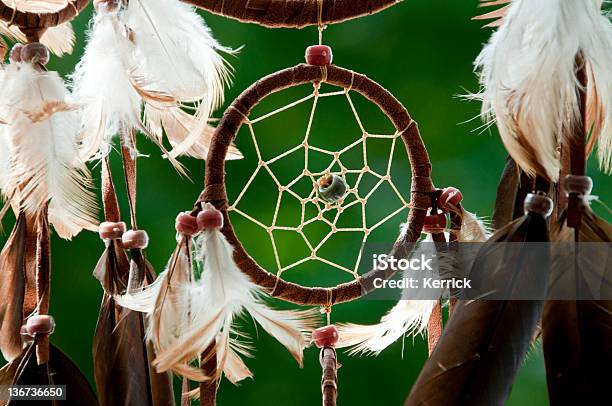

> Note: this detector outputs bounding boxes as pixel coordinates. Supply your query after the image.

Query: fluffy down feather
[0,63,97,239]
[71,10,142,160]
[152,213,318,383]
[125,0,235,159]
[473,0,612,179]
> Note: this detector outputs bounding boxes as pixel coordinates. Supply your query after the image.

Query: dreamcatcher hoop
[0,0,89,30]
[197,63,436,306]
[187,0,401,28]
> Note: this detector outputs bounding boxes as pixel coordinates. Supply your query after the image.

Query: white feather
[473,0,612,179]
[337,300,436,356]
[457,209,491,242]
[124,0,235,159]
[0,63,97,239]
[153,219,318,383]
[71,9,141,160]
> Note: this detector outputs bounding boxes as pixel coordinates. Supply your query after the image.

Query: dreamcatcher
[113,1,493,405]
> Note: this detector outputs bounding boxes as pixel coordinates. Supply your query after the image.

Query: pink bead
[438,187,463,211]
[21,43,49,66]
[197,206,224,230]
[121,229,149,250]
[99,221,127,240]
[422,213,447,233]
[305,45,333,66]
[313,325,339,348]
[176,212,200,236]
[26,315,55,336]
[9,44,23,63]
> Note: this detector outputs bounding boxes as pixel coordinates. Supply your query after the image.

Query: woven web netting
[226,80,412,286]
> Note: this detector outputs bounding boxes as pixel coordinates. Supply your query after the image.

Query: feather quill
[0,62,97,239]
[151,210,318,383]
[473,0,612,179]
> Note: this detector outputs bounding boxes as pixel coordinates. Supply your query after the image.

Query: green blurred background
[1,1,610,405]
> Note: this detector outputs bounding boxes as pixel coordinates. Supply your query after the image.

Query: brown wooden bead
[9,44,23,63]
[564,175,593,195]
[21,43,50,66]
[176,212,200,235]
[197,205,224,230]
[313,325,339,348]
[121,229,149,249]
[305,45,333,66]
[25,315,55,336]
[422,213,447,233]
[438,187,463,211]
[99,221,127,240]
[524,193,553,217]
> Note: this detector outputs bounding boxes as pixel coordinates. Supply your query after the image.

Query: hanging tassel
[472,0,612,179]
[72,0,241,164]
[0,43,97,240]
[151,204,318,384]
[542,52,612,404]
[405,186,552,405]
[92,158,175,405]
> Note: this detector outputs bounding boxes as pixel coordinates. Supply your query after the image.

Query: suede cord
[0,0,89,30]
[186,0,400,28]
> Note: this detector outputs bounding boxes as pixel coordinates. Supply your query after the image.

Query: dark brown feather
[92,241,174,406]
[1,343,97,406]
[406,209,549,406]
[543,209,612,405]
[0,215,28,361]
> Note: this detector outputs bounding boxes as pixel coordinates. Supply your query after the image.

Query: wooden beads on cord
[524,193,553,217]
[99,221,127,240]
[175,204,223,236]
[313,325,340,348]
[24,315,56,338]
[198,204,224,230]
[21,43,49,65]
[121,230,150,250]
[306,45,333,66]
